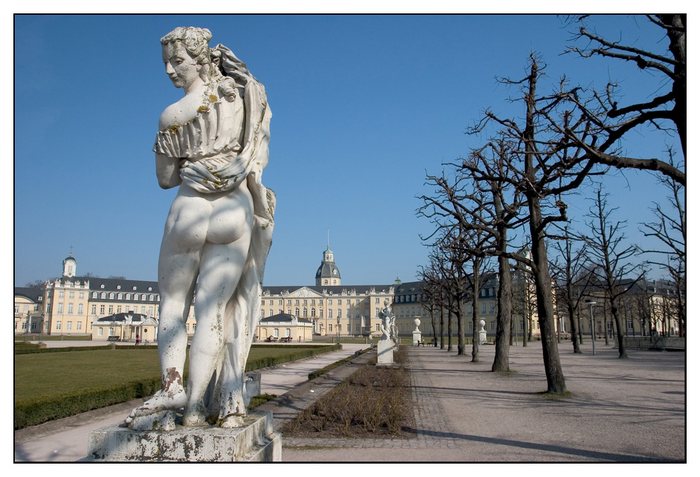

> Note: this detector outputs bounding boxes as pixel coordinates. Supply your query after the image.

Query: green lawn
[14,345,334,404]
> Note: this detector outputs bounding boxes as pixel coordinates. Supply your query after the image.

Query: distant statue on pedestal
[479,319,487,345]
[412,318,422,346]
[377,299,397,365]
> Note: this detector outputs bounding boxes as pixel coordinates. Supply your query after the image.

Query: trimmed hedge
[14,344,159,354]
[15,378,161,430]
[15,343,340,429]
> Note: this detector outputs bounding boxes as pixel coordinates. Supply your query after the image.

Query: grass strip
[14,343,339,429]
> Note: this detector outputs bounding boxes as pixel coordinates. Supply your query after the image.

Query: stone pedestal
[412,330,422,346]
[376,338,396,366]
[86,411,281,462]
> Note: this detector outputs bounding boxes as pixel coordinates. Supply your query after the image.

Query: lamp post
[587,300,597,355]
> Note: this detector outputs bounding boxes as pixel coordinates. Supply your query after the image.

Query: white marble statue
[379,299,397,344]
[126,27,275,429]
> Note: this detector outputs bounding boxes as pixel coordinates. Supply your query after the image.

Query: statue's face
[162,42,202,90]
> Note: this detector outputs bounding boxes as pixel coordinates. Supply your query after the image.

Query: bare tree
[565,14,686,184]
[469,56,603,393]
[639,152,686,336]
[550,224,591,353]
[578,186,643,358]
[418,259,445,347]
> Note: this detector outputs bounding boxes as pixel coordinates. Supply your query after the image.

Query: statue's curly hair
[160,26,212,66]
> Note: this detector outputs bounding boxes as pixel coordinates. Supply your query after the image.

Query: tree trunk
[603,300,610,345]
[457,293,465,356]
[524,59,566,394]
[568,300,582,353]
[471,262,481,363]
[447,298,453,352]
[610,295,627,358]
[492,254,513,371]
[439,305,445,349]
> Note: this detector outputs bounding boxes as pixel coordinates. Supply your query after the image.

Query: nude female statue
[126,27,275,428]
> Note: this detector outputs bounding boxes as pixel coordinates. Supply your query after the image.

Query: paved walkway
[282,342,686,462]
[14,340,686,463]
[14,343,369,462]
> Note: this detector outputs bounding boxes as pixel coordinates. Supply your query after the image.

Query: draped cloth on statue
[153,42,275,419]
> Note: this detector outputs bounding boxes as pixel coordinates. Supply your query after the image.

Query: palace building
[21,245,670,343]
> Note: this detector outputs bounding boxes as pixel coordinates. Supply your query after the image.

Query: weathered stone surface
[127,410,177,432]
[88,411,281,462]
[377,339,396,366]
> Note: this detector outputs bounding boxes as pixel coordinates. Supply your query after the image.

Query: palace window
[101,292,106,299]
[57,303,63,313]
[68,303,73,314]
[100,305,105,314]
[56,321,62,330]
[109,293,115,300]
[77,321,82,330]
[67,321,73,331]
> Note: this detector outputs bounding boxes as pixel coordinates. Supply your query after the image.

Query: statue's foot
[219,413,246,428]
[124,386,186,425]
[182,401,208,427]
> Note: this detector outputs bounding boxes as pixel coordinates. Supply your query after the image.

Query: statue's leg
[127,192,207,422]
[217,263,256,428]
[183,237,251,426]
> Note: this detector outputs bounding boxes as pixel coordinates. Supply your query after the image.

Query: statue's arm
[156,152,182,189]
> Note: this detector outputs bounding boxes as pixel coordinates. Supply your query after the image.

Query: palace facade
[15,248,680,342]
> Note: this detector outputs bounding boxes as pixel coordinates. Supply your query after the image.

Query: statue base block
[412,330,422,346]
[86,411,281,462]
[376,339,396,366]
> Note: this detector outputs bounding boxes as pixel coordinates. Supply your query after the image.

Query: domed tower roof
[315,246,341,286]
[62,254,77,278]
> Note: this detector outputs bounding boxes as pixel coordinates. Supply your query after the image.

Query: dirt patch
[282,347,415,438]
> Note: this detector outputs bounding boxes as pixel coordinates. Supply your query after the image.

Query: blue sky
[12,13,686,287]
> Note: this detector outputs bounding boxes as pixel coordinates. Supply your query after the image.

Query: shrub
[15,378,161,429]
[284,351,413,437]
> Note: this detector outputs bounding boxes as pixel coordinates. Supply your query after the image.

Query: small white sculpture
[127,27,275,429]
[412,318,422,346]
[377,299,397,365]
[479,319,487,345]
[379,299,397,344]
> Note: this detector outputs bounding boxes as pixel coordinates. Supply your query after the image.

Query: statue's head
[160,27,214,89]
